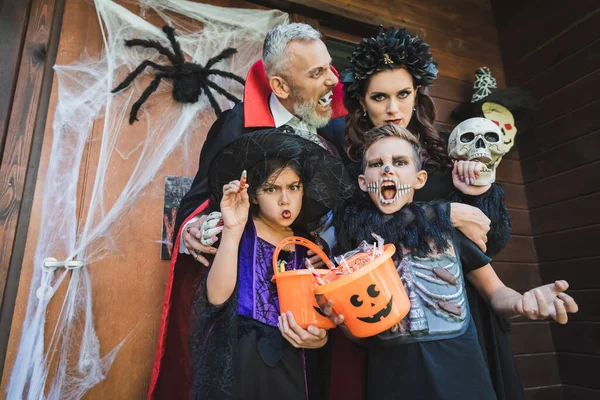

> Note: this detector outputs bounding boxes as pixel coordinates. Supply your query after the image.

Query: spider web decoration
[6,0,287,399]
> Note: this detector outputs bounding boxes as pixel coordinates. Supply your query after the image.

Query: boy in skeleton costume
[332,125,578,400]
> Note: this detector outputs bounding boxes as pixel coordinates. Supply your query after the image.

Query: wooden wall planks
[492,0,600,396]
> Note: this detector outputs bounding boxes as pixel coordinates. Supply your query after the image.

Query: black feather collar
[333,193,454,258]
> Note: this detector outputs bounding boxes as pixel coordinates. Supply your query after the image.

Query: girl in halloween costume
[329,125,578,400]
[189,128,352,400]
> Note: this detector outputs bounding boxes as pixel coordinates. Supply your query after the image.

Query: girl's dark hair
[343,69,452,169]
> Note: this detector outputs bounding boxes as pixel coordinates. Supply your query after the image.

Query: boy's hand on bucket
[316,297,363,343]
[278,311,327,349]
[316,296,345,326]
[306,250,325,268]
[306,237,329,268]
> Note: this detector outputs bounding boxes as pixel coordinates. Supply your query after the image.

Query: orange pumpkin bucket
[314,243,410,338]
[272,237,336,330]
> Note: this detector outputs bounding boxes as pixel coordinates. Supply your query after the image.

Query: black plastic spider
[112,25,245,124]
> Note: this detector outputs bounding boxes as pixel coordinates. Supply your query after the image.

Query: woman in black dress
[326,26,521,400]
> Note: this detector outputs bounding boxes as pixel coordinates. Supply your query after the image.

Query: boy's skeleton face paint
[365,178,413,205]
[360,137,426,214]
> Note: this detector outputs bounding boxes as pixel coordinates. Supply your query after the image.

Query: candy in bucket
[314,233,411,338]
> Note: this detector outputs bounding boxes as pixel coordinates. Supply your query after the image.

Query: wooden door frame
[0,0,66,380]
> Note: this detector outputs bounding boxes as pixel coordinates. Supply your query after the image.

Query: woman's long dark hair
[344,69,451,168]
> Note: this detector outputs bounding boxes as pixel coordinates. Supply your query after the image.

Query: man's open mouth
[366,178,412,205]
[318,91,333,107]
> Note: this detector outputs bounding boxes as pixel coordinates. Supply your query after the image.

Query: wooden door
[0,0,269,398]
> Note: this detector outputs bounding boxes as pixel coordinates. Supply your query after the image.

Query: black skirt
[236,329,328,400]
[366,320,497,400]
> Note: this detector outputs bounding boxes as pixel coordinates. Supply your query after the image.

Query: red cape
[148,61,346,399]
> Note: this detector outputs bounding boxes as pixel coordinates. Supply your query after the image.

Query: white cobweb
[7,0,288,398]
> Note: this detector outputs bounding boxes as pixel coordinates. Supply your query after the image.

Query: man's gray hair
[263,23,322,78]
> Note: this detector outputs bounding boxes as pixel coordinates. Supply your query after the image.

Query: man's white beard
[293,98,332,128]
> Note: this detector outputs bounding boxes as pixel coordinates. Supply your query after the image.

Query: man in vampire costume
[148,23,347,399]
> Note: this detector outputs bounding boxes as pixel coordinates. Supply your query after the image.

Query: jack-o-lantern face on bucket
[351,284,394,323]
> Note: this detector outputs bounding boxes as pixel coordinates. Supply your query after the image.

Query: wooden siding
[492,0,600,397]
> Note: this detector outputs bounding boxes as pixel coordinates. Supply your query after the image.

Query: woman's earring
[361,109,369,121]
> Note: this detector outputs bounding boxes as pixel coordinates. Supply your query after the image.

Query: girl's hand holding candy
[220,170,250,234]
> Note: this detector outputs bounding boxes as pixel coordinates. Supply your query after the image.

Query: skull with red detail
[482,102,518,151]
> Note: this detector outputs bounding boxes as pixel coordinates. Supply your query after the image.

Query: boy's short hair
[361,125,423,171]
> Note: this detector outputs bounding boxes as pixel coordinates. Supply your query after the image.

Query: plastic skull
[448,117,508,185]
[482,102,518,151]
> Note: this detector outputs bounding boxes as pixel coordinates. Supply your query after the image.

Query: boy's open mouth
[367,178,412,205]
